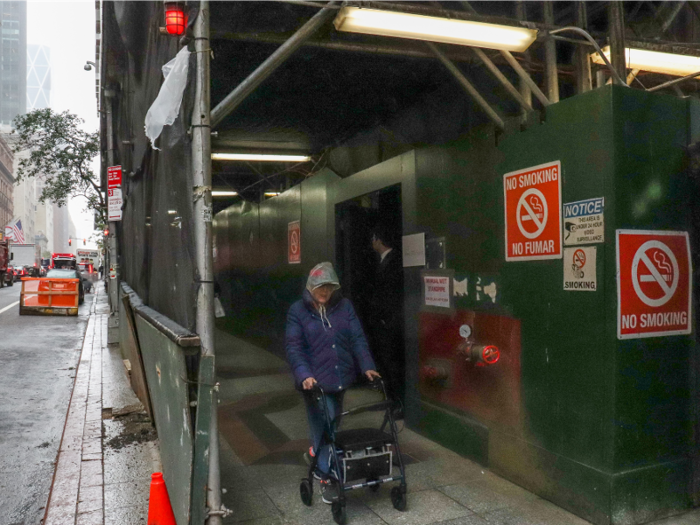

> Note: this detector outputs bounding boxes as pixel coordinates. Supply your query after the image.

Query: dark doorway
[335,185,404,405]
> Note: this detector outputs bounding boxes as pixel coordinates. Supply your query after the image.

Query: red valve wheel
[481,345,500,365]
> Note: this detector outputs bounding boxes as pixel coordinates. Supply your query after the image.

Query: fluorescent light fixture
[212,191,238,197]
[167,210,177,215]
[333,7,537,52]
[592,46,700,77]
[211,153,311,162]
[264,192,280,197]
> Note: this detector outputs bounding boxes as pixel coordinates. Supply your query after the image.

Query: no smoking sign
[617,230,692,339]
[288,220,301,264]
[504,161,562,261]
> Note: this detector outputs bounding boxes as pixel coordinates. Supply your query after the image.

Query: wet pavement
[0,284,91,525]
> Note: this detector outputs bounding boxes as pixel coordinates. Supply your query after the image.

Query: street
[0,284,92,525]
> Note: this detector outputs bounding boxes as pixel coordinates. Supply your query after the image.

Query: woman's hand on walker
[365,370,381,381]
[302,377,317,390]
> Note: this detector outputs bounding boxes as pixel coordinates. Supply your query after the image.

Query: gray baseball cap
[306,262,340,291]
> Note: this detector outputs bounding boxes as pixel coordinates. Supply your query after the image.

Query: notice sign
[424,275,450,307]
[564,197,604,245]
[617,230,692,339]
[563,246,597,291]
[288,220,301,264]
[108,188,123,221]
[504,161,562,261]
[107,165,122,188]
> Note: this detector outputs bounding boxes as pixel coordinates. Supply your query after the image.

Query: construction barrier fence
[20,278,79,316]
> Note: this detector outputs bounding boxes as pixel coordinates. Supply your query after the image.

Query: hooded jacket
[285,288,376,391]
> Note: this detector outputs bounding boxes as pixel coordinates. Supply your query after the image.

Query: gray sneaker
[320,478,339,504]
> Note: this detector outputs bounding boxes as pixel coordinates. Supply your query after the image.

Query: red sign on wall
[108,165,122,188]
[288,220,301,264]
[503,161,562,261]
[617,230,692,339]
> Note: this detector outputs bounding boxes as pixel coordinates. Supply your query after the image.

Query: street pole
[104,88,119,335]
[191,3,223,524]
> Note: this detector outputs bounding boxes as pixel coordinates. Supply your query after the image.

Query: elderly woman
[286,262,380,503]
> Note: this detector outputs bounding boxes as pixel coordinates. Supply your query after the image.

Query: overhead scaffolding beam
[500,50,551,107]
[427,42,505,131]
[609,1,627,84]
[210,2,338,129]
[471,47,533,112]
[210,30,478,63]
[543,2,560,102]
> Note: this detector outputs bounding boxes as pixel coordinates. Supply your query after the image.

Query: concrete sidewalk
[42,290,700,525]
[214,330,700,525]
[43,288,161,525]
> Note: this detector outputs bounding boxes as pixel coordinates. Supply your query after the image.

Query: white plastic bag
[214,296,226,318]
[145,47,191,150]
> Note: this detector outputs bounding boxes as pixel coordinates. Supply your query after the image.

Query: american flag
[7,219,25,243]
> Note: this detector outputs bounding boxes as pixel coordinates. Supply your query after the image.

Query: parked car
[46,268,85,305]
[13,266,28,282]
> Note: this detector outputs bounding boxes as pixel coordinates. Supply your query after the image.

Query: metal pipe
[515,1,531,121]
[192,3,222,525]
[543,2,559,102]
[575,2,592,93]
[104,89,119,317]
[471,47,532,112]
[549,27,627,87]
[427,42,504,130]
[647,69,700,92]
[500,50,551,106]
[209,30,477,62]
[660,1,687,32]
[608,1,627,84]
[210,2,338,128]
[689,1,700,23]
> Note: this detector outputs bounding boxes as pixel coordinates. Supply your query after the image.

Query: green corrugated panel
[136,315,194,525]
[190,355,215,525]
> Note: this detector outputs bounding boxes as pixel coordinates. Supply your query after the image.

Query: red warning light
[165,2,187,36]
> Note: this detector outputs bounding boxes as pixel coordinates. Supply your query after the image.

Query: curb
[43,294,106,525]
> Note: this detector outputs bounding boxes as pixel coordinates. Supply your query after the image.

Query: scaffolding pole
[191,2,223,524]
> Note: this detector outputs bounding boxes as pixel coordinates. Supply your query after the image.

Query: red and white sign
[108,188,123,221]
[424,275,450,307]
[107,165,122,189]
[288,220,301,264]
[617,230,692,339]
[504,161,562,261]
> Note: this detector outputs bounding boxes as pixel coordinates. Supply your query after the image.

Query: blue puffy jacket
[285,289,376,392]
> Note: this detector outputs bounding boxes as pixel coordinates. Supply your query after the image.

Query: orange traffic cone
[147,472,177,525]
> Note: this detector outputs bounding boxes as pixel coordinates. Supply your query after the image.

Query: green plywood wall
[212,85,697,525]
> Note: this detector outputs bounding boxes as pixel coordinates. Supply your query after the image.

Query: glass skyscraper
[27,44,49,110]
[0,1,26,125]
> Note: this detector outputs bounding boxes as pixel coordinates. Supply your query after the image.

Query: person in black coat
[368,226,405,413]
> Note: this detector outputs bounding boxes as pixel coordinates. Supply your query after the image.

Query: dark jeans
[303,389,345,478]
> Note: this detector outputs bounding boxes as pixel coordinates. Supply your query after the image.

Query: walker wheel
[331,501,346,524]
[391,486,407,511]
[300,479,313,506]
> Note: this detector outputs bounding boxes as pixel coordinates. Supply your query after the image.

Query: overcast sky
[27,0,99,243]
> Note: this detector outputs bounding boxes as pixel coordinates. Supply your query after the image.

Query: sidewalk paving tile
[78,484,104,514]
[80,459,103,488]
[221,487,282,523]
[365,488,472,525]
[76,509,104,525]
[104,477,151,511]
[432,514,489,525]
[104,504,147,525]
